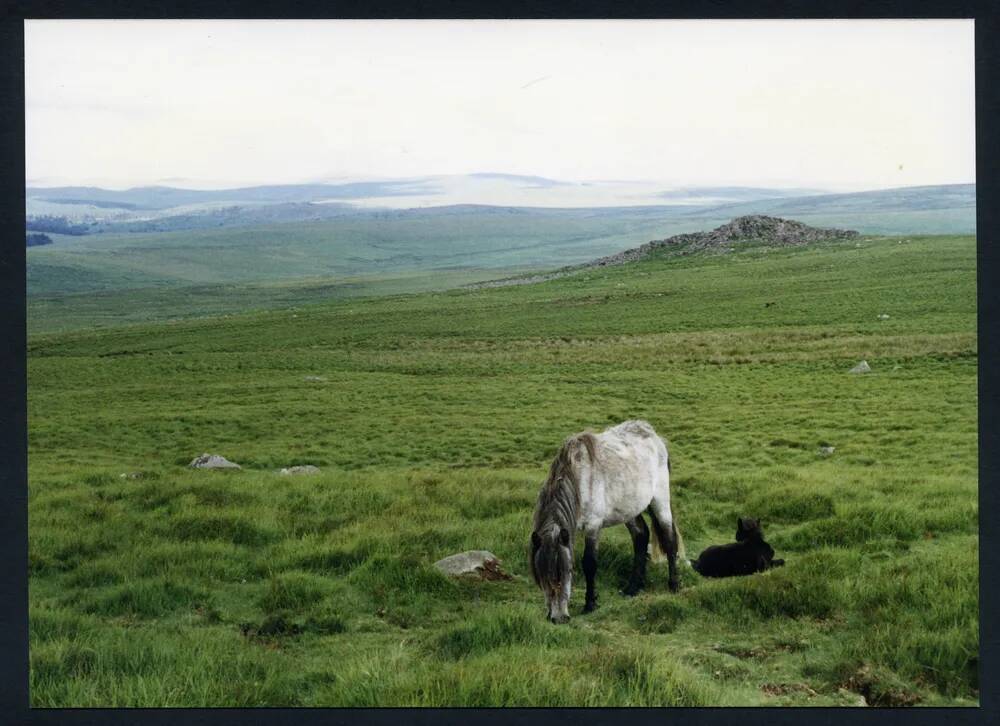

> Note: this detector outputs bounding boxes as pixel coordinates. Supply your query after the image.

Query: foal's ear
[531,531,542,550]
[559,528,571,546]
[737,516,747,532]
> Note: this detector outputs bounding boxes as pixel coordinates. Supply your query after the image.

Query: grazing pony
[529,420,682,623]
[690,517,785,578]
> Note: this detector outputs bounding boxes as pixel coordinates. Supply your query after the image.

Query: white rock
[819,446,836,456]
[189,453,241,469]
[280,465,320,475]
[849,360,871,374]
[837,688,868,707]
[877,314,890,320]
[433,550,502,577]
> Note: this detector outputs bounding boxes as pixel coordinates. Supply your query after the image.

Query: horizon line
[23,178,978,194]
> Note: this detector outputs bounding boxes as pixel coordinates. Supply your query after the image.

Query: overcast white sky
[25,19,975,191]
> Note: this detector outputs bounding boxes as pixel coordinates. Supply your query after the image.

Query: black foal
[691,517,785,578]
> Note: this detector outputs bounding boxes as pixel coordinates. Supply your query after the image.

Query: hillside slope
[26,184,976,333]
[28,233,978,707]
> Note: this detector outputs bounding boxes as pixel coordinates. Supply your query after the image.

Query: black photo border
[1,2,995,724]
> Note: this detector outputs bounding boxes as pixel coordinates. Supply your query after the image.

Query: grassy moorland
[28,234,977,706]
[25,207,692,296]
[26,185,975,334]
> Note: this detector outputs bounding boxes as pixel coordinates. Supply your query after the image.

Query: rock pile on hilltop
[589,215,859,267]
[466,215,860,289]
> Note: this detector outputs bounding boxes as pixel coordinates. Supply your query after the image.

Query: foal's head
[736,516,763,542]
[530,527,573,624]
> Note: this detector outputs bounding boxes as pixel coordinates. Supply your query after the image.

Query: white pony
[529,420,682,623]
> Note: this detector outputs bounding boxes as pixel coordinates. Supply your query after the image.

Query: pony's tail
[648,510,685,563]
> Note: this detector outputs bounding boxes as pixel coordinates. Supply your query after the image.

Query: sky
[25,19,976,192]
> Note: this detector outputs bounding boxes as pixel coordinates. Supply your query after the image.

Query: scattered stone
[837,688,868,707]
[849,360,872,374]
[819,446,836,456]
[433,550,512,580]
[280,465,321,475]
[842,666,920,707]
[189,453,241,470]
[119,471,145,479]
[877,314,890,320]
[303,375,327,382]
[762,682,819,698]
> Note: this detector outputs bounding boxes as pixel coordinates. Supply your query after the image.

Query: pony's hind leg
[582,531,600,613]
[648,498,681,592]
[622,515,650,596]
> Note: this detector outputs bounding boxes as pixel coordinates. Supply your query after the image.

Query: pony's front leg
[582,532,599,613]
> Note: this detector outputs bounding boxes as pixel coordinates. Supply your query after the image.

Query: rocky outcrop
[466,215,859,289]
[588,215,860,267]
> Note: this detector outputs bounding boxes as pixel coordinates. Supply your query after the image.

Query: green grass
[26,268,523,335]
[26,207,712,333]
[28,234,978,706]
[26,207,696,296]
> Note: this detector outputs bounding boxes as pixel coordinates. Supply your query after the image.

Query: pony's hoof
[668,580,680,593]
[583,600,598,614]
[621,585,643,597]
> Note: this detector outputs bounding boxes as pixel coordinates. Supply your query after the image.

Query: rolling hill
[25,183,976,333]
[27,175,828,219]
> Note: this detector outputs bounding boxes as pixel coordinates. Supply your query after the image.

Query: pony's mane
[532,432,598,536]
[530,433,597,586]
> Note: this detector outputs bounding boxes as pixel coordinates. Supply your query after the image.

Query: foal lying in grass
[691,517,785,578]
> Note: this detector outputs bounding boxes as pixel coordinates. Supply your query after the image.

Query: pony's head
[530,527,573,623]
[530,433,593,624]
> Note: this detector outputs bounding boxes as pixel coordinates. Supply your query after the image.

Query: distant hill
[26,232,52,247]
[81,202,359,234]
[26,179,974,238]
[25,180,435,211]
[675,184,976,237]
[26,175,829,220]
[692,184,975,216]
[655,186,827,202]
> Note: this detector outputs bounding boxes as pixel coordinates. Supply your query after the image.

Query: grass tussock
[432,609,581,660]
